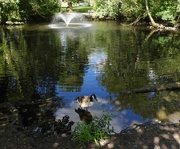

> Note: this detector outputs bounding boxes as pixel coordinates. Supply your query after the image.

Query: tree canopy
[93,0,180,27]
[0,0,60,24]
[0,0,180,27]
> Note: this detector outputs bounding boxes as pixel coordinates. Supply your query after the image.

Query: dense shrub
[92,0,180,25]
[0,0,60,24]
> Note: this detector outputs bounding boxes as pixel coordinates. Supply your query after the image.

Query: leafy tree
[0,0,61,24]
[0,0,22,24]
[145,0,179,27]
[19,0,61,22]
[92,0,180,27]
[93,0,121,20]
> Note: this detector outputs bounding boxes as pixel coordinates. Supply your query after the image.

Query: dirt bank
[0,121,179,149]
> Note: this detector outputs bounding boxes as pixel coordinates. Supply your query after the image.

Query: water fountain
[48,13,92,29]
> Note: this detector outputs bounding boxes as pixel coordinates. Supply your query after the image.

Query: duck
[76,94,98,110]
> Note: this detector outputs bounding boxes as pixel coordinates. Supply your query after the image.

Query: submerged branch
[122,82,180,94]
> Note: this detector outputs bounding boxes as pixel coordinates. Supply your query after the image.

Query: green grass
[61,6,93,13]
[73,6,92,12]
[72,112,114,148]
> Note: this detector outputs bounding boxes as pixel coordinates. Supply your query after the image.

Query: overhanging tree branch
[145,0,163,28]
[145,0,177,30]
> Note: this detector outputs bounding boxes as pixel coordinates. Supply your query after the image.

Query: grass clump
[72,112,114,148]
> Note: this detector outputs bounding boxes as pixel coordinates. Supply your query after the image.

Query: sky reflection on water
[0,21,180,132]
[54,48,150,132]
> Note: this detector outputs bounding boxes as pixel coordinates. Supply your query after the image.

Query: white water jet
[49,13,92,29]
[52,13,79,25]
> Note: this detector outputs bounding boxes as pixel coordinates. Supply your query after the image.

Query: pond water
[0,21,180,133]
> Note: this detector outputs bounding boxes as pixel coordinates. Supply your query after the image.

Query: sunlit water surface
[0,21,180,132]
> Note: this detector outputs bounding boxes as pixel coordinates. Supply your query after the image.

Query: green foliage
[0,0,22,24]
[92,0,180,24]
[73,112,114,148]
[150,0,178,24]
[30,0,60,15]
[145,0,180,25]
[156,10,175,21]
[1,0,180,24]
[21,0,61,21]
[93,0,106,10]
[177,0,180,13]
[0,0,61,24]
[93,0,121,20]
[120,0,145,21]
[92,0,145,21]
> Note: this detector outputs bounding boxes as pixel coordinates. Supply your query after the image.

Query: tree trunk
[66,2,73,12]
[145,0,163,28]
[145,0,177,30]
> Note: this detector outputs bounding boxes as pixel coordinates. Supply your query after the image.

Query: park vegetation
[0,0,180,28]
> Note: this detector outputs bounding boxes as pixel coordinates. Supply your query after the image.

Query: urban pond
[0,20,180,133]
